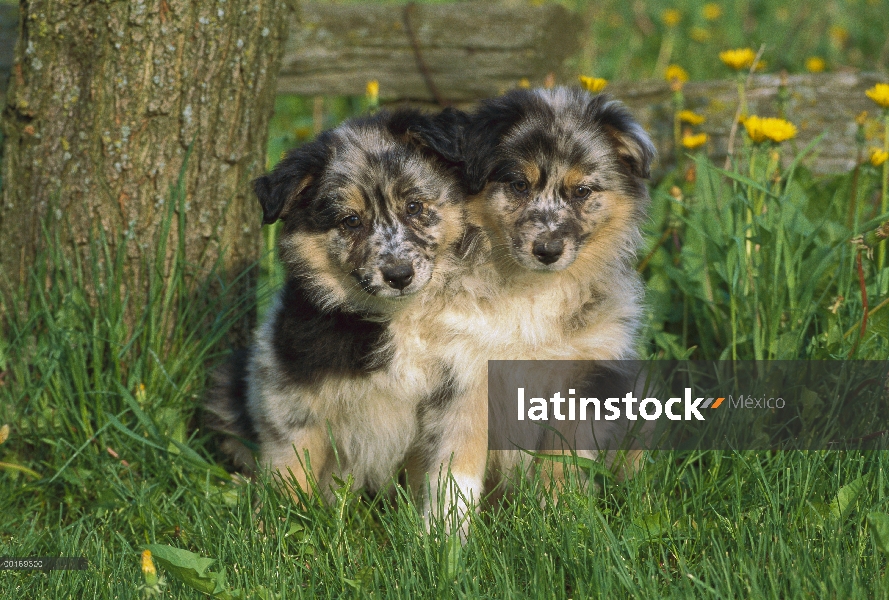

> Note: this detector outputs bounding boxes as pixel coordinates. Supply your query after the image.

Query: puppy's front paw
[424,471,482,543]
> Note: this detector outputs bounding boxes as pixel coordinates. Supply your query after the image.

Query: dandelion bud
[871,148,889,167]
[141,550,158,587]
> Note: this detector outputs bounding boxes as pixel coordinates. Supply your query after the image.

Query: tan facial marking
[563,166,588,189]
[521,163,540,186]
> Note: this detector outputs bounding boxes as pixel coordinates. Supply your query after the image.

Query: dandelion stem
[0,461,41,479]
[745,148,757,294]
[637,228,672,273]
[772,227,785,356]
[879,111,889,293]
[847,250,869,358]
[723,45,765,170]
[730,288,738,360]
[754,277,764,361]
[847,149,862,232]
[672,90,684,169]
[760,148,780,215]
[682,292,689,351]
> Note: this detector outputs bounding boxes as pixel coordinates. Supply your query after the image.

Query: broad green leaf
[630,513,672,539]
[829,474,869,522]
[622,512,674,559]
[343,566,375,590]
[867,512,889,554]
[145,544,234,599]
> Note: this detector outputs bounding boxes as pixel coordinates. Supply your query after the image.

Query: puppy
[204,108,476,499]
[409,87,655,525]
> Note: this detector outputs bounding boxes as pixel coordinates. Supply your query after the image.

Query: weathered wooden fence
[609,73,884,175]
[0,3,882,174]
[280,1,583,102]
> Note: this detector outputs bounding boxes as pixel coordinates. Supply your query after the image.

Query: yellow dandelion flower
[518,78,531,89]
[682,132,708,149]
[743,117,767,142]
[578,76,608,93]
[677,110,706,125]
[856,111,869,126]
[141,550,158,586]
[871,148,889,167]
[865,83,889,108]
[664,64,689,83]
[805,57,826,73]
[365,80,379,102]
[702,3,722,21]
[662,9,681,27]
[764,119,797,143]
[690,27,711,43]
[743,115,797,144]
[720,48,756,71]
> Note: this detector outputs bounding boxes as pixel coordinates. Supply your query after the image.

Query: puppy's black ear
[387,107,469,166]
[594,98,656,180]
[253,135,331,225]
[463,90,534,195]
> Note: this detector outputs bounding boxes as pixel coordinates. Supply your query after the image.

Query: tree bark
[0,0,290,312]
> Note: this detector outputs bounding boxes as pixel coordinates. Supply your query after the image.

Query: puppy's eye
[406,201,423,216]
[511,180,529,194]
[342,215,362,229]
[574,186,593,199]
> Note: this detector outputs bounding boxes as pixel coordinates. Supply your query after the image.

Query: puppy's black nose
[532,239,564,265]
[381,264,414,290]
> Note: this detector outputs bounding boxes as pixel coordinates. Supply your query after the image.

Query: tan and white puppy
[408,87,655,529]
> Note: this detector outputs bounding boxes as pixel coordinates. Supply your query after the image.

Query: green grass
[2,127,889,598]
[4,1,889,597]
[645,144,889,361]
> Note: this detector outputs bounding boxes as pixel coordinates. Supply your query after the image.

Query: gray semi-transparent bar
[487,360,889,451]
[0,557,89,570]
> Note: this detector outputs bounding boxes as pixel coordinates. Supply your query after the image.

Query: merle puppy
[204,108,478,499]
[407,88,655,529]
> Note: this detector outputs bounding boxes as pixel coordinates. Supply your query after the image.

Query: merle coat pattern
[406,88,655,530]
[204,108,480,497]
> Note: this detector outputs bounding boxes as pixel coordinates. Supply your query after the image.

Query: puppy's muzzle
[532,238,565,265]
[380,263,415,290]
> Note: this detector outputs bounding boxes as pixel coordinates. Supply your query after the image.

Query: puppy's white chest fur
[434,265,641,371]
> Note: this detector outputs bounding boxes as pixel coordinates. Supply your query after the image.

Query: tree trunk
[0,0,290,316]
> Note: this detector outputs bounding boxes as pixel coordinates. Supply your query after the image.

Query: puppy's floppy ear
[253,135,331,225]
[463,90,535,195]
[387,107,469,166]
[593,98,656,180]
